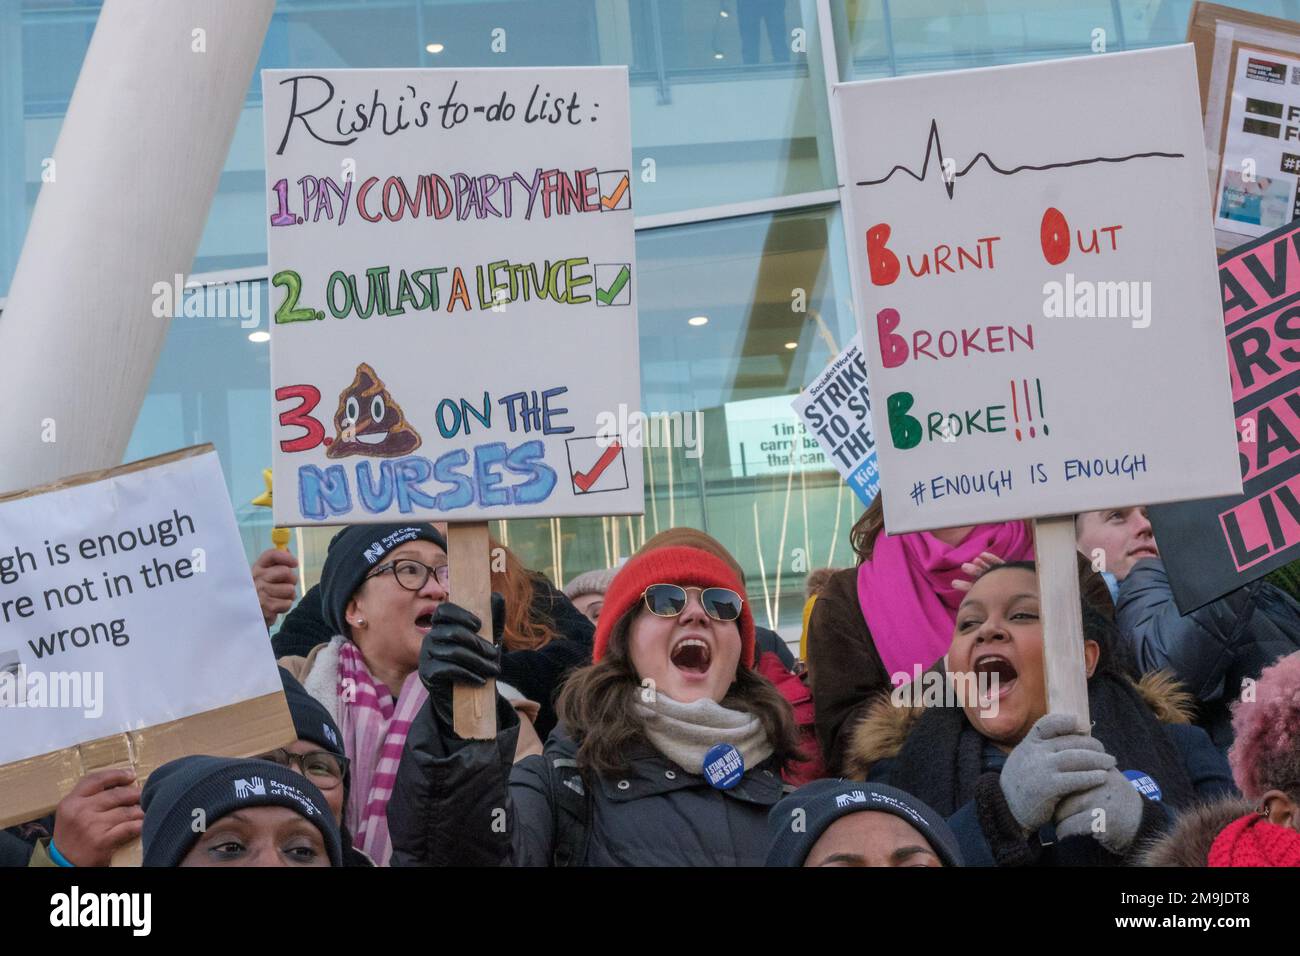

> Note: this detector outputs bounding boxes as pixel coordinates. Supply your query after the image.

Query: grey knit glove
[999,713,1115,832]
[1053,766,1145,853]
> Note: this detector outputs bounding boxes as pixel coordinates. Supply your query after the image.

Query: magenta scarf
[857,522,1034,681]
[336,641,428,867]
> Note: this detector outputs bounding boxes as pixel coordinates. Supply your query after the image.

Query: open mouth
[973,654,1019,698]
[414,605,440,631]
[670,638,712,675]
[357,431,390,445]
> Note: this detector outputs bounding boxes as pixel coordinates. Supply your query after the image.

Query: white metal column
[0,0,274,492]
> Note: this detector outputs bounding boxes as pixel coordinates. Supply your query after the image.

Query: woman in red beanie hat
[387,545,802,866]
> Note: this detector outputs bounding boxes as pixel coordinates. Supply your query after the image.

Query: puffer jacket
[388,694,786,867]
[1116,558,1300,750]
[846,673,1236,867]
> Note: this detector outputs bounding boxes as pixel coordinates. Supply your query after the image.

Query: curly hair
[1228,650,1300,802]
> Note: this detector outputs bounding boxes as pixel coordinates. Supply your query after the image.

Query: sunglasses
[641,584,743,623]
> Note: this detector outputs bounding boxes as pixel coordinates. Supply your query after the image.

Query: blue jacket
[1116,558,1300,750]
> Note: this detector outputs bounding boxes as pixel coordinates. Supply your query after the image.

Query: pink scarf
[336,641,428,867]
[857,522,1034,681]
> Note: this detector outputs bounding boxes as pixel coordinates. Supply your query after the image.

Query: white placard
[791,333,879,507]
[0,449,282,767]
[262,67,643,525]
[834,46,1241,534]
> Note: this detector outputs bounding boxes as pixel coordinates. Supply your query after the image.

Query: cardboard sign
[0,446,292,826]
[1149,219,1300,612]
[834,46,1241,534]
[791,332,879,507]
[262,67,643,526]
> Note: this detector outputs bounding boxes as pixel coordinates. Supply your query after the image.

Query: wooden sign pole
[449,522,497,740]
[1032,515,1091,731]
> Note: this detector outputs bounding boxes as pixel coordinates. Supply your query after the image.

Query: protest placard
[262,67,643,528]
[0,446,292,827]
[1149,219,1300,612]
[834,45,1241,537]
[835,46,1245,727]
[791,332,878,507]
[1188,2,1300,252]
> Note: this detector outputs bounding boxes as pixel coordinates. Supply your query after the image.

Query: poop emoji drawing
[325,363,422,458]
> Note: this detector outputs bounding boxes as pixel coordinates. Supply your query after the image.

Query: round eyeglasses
[258,748,350,790]
[366,559,450,592]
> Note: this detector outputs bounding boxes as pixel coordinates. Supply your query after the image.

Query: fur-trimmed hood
[1138,797,1257,866]
[842,669,1196,781]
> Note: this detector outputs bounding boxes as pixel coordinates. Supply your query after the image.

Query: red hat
[592,545,755,669]
[1208,812,1300,867]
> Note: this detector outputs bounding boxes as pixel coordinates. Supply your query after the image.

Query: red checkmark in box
[574,442,621,491]
[566,436,629,495]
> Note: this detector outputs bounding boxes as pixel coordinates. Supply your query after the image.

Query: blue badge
[702,743,744,790]
[1123,769,1162,801]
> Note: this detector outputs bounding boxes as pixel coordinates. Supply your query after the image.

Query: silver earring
[354,617,366,628]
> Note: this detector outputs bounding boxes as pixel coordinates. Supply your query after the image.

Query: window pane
[501,205,861,637]
[834,0,1300,79]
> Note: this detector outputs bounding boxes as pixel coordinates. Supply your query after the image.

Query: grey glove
[1054,766,1145,853]
[999,713,1115,832]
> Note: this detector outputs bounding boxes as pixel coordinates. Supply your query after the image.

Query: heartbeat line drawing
[855,119,1184,199]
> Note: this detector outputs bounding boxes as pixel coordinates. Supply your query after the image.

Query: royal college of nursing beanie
[141,755,343,867]
[318,523,447,637]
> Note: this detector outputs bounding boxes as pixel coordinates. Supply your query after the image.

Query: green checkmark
[595,265,630,306]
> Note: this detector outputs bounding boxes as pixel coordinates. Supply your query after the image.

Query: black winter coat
[388,695,785,867]
[1116,558,1300,750]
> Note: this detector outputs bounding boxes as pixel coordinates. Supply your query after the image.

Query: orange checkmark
[601,175,629,210]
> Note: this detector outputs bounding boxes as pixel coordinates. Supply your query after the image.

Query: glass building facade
[2,0,1296,638]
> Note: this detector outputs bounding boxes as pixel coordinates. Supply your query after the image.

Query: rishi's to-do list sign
[0,447,288,810]
[835,46,1241,533]
[263,67,643,526]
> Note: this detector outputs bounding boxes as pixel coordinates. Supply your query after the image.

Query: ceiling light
[688,315,709,326]
[248,331,270,343]
[425,42,444,54]
[784,341,797,350]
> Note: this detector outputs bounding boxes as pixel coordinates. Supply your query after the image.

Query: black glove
[418,598,504,728]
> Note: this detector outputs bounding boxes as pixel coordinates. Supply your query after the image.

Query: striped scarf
[336,641,428,866]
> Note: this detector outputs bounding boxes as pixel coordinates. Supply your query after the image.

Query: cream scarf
[635,691,773,777]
